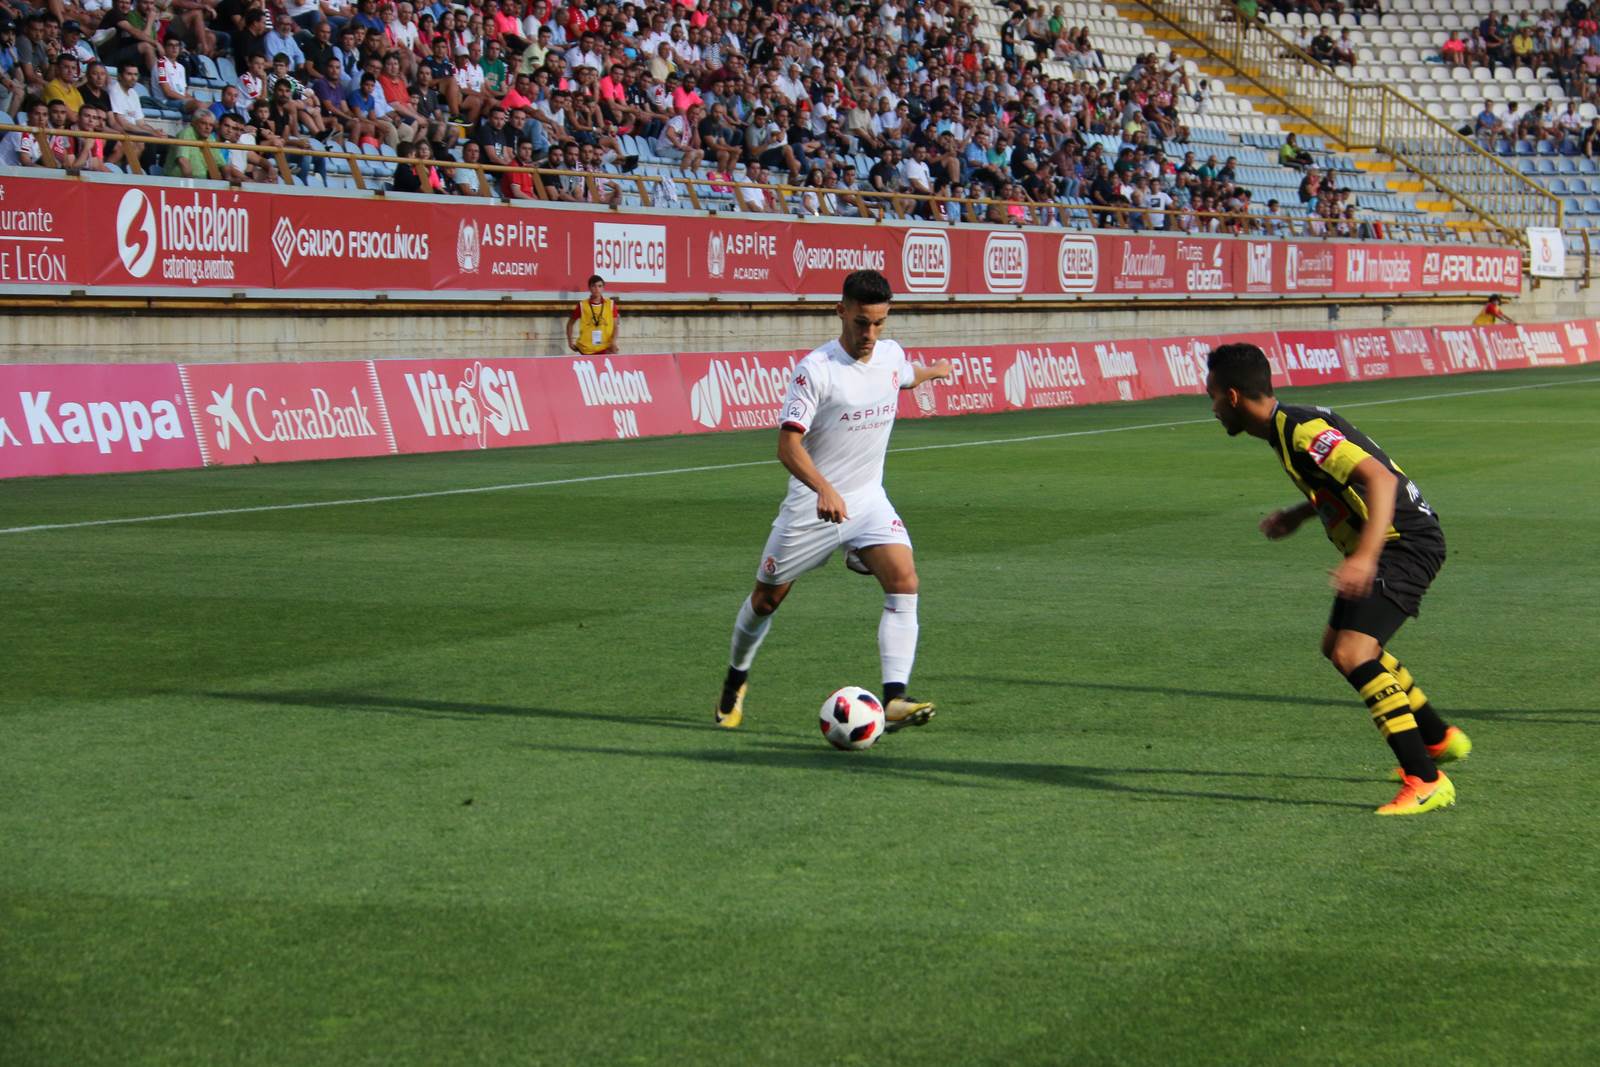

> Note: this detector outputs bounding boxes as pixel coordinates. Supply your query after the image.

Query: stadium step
[1416,199,1458,213]
[1387,179,1426,193]
[1353,159,1397,173]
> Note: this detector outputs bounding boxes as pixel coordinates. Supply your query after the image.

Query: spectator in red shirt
[501,137,538,198]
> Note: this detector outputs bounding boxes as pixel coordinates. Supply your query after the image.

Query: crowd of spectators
[0,0,1374,232]
[1439,5,1600,108]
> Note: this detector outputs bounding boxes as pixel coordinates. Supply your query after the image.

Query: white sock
[729,596,773,671]
[878,593,919,691]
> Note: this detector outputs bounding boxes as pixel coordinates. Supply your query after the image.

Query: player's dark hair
[842,269,893,305]
[1207,343,1274,398]
[587,274,604,286]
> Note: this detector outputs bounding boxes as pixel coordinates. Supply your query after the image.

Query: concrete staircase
[1110,0,1489,232]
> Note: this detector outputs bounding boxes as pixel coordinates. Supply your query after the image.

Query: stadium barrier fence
[0,170,1522,301]
[1,320,1591,479]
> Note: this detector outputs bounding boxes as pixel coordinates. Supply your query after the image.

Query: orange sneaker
[1376,772,1456,816]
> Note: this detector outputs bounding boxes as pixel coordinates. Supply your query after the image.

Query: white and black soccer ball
[819,686,885,751]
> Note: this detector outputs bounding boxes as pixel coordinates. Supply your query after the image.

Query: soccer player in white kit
[715,270,952,731]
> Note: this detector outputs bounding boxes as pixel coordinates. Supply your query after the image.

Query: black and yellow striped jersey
[1268,403,1443,557]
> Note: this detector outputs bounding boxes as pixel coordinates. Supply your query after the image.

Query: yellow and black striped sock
[1379,650,1449,746]
[1346,659,1437,781]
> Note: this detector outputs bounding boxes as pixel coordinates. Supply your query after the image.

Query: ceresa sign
[900,228,950,293]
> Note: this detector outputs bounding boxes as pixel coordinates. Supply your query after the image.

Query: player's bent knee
[750,582,789,615]
[1329,632,1380,675]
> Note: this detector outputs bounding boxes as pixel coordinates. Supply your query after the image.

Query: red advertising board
[179,360,394,466]
[0,362,201,477]
[898,345,1010,418]
[532,353,695,442]
[1432,326,1490,374]
[269,192,433,290]
[1099,234,1234,297]
[1141,331,1285,396]
[1334,327,1440,381]
[429,201,577,290]
[0,173,1528,298]
[674,350,803,432]
[84,181,273,288]
[370,357,559,452]
[1558,319,1600,364]
[0,174,83,287]
[1276,329,1353,386]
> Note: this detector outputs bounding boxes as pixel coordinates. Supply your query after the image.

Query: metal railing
[0,122,1516,246]
[1133,0,1563,238]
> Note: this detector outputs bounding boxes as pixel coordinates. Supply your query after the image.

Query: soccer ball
[819,686,885,751]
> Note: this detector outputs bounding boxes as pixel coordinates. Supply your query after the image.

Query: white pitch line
[3,373,1597,537]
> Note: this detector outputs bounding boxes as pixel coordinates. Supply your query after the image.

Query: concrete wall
[3,281,1593,363]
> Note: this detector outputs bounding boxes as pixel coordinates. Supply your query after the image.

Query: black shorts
[1328,539,1445,644]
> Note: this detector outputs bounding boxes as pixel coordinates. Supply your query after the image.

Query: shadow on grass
[950,677,1600,727]
[944,675,1352,709]
[199,689,707,732]
[521,737,1375,810]
[1450,707,1600,727]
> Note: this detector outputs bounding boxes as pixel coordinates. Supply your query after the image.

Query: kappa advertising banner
[0,175,83,287]
[180,360,394,466]
[0,363,201,477]
[674,350,803,432]
[85,181,273,289]
[533,353,694,441]
[370,357,559,453]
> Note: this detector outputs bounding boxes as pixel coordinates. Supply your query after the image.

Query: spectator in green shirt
[168,109,216,178]
[480,38,509,96]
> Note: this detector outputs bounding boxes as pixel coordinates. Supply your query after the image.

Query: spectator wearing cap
[60,20,96,65]
[453,44,495,123]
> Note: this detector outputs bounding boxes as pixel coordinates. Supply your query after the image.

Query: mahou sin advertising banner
[180,360,394,465]
[370,357,559,452]
[0,363,201,477]
[533,354,694,442]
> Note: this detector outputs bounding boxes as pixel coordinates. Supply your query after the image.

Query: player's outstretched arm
[1260,501,1316,540]
[904,361,953,388]
[778,427,848,523]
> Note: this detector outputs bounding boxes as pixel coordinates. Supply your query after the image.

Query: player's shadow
[198,689,707,732]
[946,675,1351,709]
[1449,707,1600,727]
[520,739,1375,810]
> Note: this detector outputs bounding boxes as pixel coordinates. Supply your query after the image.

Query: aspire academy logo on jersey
[687,354,797,430]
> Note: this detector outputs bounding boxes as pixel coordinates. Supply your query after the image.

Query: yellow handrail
[1132,0,1563,238]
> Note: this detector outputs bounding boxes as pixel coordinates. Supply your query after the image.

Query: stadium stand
[0,0,1484,240]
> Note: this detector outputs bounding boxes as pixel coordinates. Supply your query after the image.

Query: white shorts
[756,494,912,585]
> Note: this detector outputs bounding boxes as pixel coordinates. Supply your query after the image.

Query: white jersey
[777,337,914,515]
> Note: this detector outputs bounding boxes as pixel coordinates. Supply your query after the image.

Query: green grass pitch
[2,365,1598,1066]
